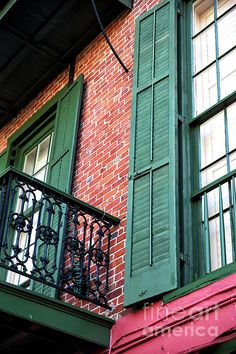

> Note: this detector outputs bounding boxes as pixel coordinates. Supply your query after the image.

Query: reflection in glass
[201,158,227,187]
[227,102,236,152]
[218,7,236,56]
[208,211,232,271]
[220,50,236,99]
[34,135,51,173]
[217,0,236,17]
[203,183,229,218]
[193,25,215,74]
[194,64,217,116]
[193,0,214,35]
[229,152,236,170]
[23,148,37,175]
[200,111,225,168]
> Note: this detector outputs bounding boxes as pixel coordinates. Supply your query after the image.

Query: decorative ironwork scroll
[0,168,119,308]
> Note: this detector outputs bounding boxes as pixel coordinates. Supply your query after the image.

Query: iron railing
[0,167,119,308]
[192,170,236,273]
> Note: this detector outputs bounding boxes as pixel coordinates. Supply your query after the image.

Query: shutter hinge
[177,7,181,16]
[179,252,189,264]
[177,114,186,124]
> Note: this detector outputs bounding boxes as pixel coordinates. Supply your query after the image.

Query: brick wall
[0,0,161,318]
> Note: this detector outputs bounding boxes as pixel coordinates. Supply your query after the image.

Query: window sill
[163,262,236,304]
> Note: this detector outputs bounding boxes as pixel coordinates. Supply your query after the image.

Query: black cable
[90,0,129,73]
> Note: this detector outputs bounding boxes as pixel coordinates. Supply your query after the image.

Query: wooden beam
[0,0,18,21]
[117,0,133,9]
[0,24,65,64]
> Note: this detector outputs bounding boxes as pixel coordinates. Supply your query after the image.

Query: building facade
[0,0,236,353]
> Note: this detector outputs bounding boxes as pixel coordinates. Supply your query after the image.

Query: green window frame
[186,1,236,279]
[191,0,236,116]
[0,74,84,297]
[5,119,55,289]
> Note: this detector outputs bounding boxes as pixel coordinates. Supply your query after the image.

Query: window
[23,133,53,183]
[6,131,54,287]
[0,75,84,297]
[191,0,236,274]
[124,0,236,307]
[192,0,236,115]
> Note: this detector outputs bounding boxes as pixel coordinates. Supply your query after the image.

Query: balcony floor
[0,281,114,353]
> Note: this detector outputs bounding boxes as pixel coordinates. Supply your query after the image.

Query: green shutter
[32,74,84,296]
[124,0,178,306]
[48,74,84,193]
[0,151,7,174]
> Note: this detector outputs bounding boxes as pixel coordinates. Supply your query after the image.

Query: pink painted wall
[106,273,236,353]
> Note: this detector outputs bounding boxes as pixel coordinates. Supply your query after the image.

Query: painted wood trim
[189,91,236,127]
[0,0,18,21]
[163,261,236,304]
[0,281,114,347]
[117,0,133,9]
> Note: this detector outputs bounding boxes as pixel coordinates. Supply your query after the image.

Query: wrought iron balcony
[0,167,119,308]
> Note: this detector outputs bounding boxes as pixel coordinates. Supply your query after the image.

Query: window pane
[201,158,227,187]
[209,217,222,271]
[23,147,37,175]
[218,7,236,56]
[208,211,233,271]
[193,25,215,73]
[229,152,236,170]
[224,211,233,265]
[217,0,236,17]
[34,168,46,201]
[34,167,46,182]
[34,135,51,173]
[193,0,214,35]
[204,183,229,218]
[220,49,236,99]
[227,102,236,152]
[200,111,225,168]
[194,64,217,115]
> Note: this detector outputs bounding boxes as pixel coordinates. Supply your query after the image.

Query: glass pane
[217,0,236,17]
[200,111,225,168]
[204,183,229,218]
[209,217,221,270]
[34,168,46,201]
[220,49,236,99]
[23,147,37,175]
[34,167,46,182]
[194,64,217,116]
[229,152,236,170]
[193,0,214,35]
[218,7,236,56]
[201,158,227,187]
[227,102,236,152]
[34,135,51,173]
[209,212,232,271]
[193,25,215,73]
[224,211,233,264]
